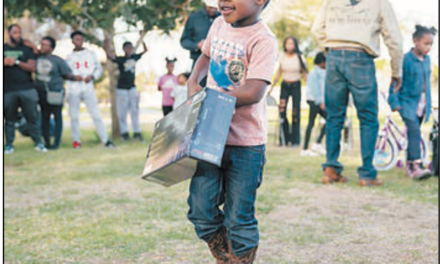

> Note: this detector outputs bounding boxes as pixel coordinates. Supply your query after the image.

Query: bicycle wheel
[373,135,399,171]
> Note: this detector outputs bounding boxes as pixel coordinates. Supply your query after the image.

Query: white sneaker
[311,143,326,155]
[4,145,14,155]
[35,143,48,152]
[301,149,318,157]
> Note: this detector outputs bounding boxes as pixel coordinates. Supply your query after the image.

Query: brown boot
[207,227,233,263]
[322,167,348,184]
[230,247,258,264]
[359,178,384,187]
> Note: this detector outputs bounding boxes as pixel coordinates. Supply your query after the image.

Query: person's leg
[316,108,327,144]
[3,91,20,148]
[19,89,43,145]
[129,88,142,133]
[403,116,422,161]
[346,52,379,180]
[187,161,228,261]
[223,145,265,260]
[83,87,109,144]
[40,100,52,148]
[68,87,82,143]
[279,82,290,146]
[116,89,129,136]
[162,106,173,116]
[304,101,319,150]
[322,50,349,175]
[291,82,302,145]
[52,105,63,148]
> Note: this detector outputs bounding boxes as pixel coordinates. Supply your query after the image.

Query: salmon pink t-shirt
[158,74,177,106]
[202,17,278,146]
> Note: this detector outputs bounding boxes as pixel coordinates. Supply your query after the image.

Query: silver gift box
[141,88,236,187]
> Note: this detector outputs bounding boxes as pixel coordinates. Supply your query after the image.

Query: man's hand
[23,39,39,54]
[392,106,402,112]
[74,75,83,81]
[391,77,402,94]
[197,40,205,50]
[4,57,15,66]
[320,103,325,111]
[83,75,93,83]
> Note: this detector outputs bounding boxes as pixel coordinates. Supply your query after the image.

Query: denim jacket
[388,49,432,123]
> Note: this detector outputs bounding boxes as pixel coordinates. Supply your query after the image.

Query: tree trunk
[103,29,120,139]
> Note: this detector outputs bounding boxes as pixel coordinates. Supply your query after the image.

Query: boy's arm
[226,79,268,108]
[187,54,210,97]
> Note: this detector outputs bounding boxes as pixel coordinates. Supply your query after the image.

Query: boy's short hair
[123,41,133,49]
[263,0,271,9]
[314,52,326,65]
[179,72,191,80]
[413,24,437,39]
[70,30,85,39]
[42,36,56,49]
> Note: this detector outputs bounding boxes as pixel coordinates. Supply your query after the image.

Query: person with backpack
[34,36,74,150]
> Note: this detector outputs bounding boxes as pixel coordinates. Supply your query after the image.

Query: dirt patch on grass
[260,184,438,264]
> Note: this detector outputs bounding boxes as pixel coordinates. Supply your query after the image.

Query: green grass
[4,116,438,264]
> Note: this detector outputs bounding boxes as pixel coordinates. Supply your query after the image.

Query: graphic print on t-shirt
[123,59,136,73]
[37,58,53,83]
[209,37,246,91]
[4,50,24,59]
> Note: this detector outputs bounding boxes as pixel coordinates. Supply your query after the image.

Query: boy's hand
[187,78,202,97]
[392,106,402,112]
[320,103,325,111]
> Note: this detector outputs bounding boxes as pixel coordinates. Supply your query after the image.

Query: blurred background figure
[4,24,47,154]
[180,0,219,87]
[106,41,148,141]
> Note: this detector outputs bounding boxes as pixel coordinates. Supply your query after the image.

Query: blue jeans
[402,115,423,161]
[187,145,265,256]
[322,50,379,180]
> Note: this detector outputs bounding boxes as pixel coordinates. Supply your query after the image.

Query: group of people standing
[3,25,153,153]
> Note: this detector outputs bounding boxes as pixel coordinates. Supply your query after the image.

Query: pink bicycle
[373,93,429,171]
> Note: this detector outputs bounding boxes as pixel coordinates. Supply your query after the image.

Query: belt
[330,47,366,53]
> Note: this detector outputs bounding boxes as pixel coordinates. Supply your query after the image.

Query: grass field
[4,115,439,264]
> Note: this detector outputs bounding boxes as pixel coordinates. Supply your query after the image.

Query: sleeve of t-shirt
[134,54,142,61]
[24,47,36,61]
[57,57,73,77]
[201,18,220,58]
[247,35,278,84]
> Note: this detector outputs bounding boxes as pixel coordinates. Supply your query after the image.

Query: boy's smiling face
[219,0,267,27]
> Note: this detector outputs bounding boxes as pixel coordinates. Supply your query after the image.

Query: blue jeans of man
[187,145,265,256]
[322,50,379,180]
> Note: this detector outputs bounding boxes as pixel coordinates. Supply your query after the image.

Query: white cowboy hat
[204,0,218,8]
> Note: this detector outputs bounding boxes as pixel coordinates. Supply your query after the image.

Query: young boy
[187,0,277,263]
[66,30,115,149]
[106,41,148,141]
[301,52,327,157]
